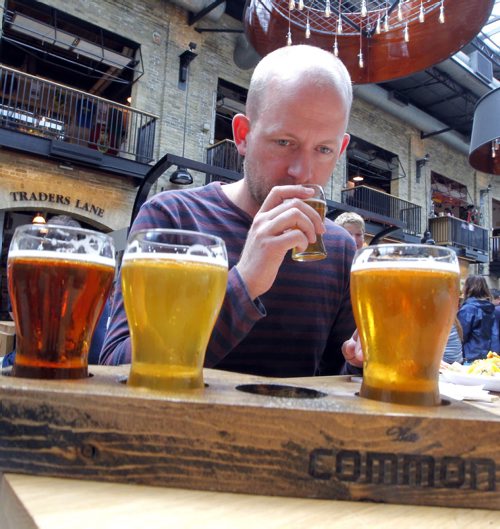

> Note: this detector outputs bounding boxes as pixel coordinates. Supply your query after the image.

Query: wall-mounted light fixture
[170,43,198,186]
[416,154,430,183]
[352,174,364,183]
[178,42,198,88]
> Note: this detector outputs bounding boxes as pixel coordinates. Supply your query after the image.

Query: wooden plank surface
[1,366,500,510]
[2,472,500,529]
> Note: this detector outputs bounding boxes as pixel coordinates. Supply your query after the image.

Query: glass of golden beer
[291,184,327,262]
[8,224,115,379]
[122,229,228,391]
[351,244,460,406]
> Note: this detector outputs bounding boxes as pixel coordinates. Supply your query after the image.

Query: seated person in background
[458,275,500,363]
[333,212,365,250]
[491,288,500,329]
[87,300,111,365]
[442,316,463,365]
[101,44,362,377]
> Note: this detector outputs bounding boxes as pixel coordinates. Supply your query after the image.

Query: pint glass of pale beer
[8,224,115,379]
[122,229,228,391]
[351,244,460,406]
[291,184,327,262]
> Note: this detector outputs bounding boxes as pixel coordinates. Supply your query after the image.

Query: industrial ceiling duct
[233,33,261,70]
[168,0,226,22]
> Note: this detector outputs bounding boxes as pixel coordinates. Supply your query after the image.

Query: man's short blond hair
[334,212,365,233]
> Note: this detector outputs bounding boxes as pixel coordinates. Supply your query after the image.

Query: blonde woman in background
[334,212,365,250]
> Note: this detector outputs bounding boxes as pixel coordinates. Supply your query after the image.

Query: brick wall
[0,151,135,231]
[0,0,494,234]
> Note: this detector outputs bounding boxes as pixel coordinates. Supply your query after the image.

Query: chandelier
[283,0,445,65]
[244,0,495,84]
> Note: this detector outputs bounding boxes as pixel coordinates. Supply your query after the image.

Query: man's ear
[232,113,251,156]
[339,133,350,157]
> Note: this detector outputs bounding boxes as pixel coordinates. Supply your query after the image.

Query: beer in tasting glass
[122,229,228,391]
[7,224,115,379]
[291,184,327,262]
[351,244,460,406]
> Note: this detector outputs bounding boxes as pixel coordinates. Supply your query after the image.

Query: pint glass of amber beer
[8,224,115,379]
[291,184,327,262]
[122,229,228,391]
[351,244,460,406]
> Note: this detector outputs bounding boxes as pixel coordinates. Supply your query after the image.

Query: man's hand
[342,329,364,368]
[236,185,326,300]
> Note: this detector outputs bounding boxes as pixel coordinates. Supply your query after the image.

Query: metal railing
[429,216,489,253]
[492,236,500,263]
[206,139,243,183]
[0,64,157,163]
[341,185,421,235]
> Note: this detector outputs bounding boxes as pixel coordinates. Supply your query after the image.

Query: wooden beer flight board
[1,365,500,510]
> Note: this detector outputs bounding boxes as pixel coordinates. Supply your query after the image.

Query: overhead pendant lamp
[170,166,194,185]
[32,212,46,224]
[469,87,500,175]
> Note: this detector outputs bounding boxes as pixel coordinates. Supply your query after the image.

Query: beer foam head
[8,249,116,268]
[123,251,227,268]
[351,245,459,273]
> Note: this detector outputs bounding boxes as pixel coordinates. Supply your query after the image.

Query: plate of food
[440,352,500,392]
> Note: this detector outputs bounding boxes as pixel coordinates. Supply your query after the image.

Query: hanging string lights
[246,0,494,84]
[284,0,447,68]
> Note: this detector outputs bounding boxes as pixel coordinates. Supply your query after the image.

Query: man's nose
[287,150,314,183]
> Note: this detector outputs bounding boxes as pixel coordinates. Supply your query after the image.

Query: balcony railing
[205,139,243,183]
[491,236,500,265]
[341,185,421,235]
[429,216,489,253]
[0,64,157,163]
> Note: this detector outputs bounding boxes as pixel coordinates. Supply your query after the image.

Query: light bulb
[287,30,292,46]
[439,1,445,23]
[361,0,367,17]
[289,0,295,10]
[419,2,425,23]
[298,0,304,10]
[376,16,381,34]
[325,0,331,17]
[404,23,409,42]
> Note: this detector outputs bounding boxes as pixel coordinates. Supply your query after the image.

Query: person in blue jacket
[458,275,500,363]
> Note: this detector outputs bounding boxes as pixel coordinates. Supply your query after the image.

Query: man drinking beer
[101,44,362,377]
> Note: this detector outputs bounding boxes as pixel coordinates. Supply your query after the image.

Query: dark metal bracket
[420,127,452,139]
[188,0,225,25]
[130,153,242,228]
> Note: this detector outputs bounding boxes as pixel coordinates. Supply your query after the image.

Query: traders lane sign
[9,191,105,218]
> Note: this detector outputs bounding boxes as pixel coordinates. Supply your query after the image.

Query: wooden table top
[2,472,500,529]
[2,366,500,513]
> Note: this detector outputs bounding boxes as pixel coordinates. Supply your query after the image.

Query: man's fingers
[260,185,315,213]
[342,331,364,367]
[257,197,326,237]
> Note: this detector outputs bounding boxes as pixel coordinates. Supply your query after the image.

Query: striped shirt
[100,182,357,377]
